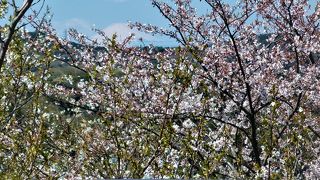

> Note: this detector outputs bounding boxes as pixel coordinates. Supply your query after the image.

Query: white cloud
[92,23,154,43]
[63,18,91,30]
[53,18,94,38]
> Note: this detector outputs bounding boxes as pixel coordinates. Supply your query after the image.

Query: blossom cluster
[0,0,319,179]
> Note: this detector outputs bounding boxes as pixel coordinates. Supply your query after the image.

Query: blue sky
[32,0,318,46]
[45,0,181,46]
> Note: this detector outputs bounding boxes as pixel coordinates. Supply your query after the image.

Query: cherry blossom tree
[0,0,319,179]
[53,0,319,178]
[0,0,36,70]
[137,0,319,178]
[0,0,67,178]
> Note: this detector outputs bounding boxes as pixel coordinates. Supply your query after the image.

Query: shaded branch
[0,0,34,70]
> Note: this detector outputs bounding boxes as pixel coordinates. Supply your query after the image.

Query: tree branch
[0,0,34,71]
